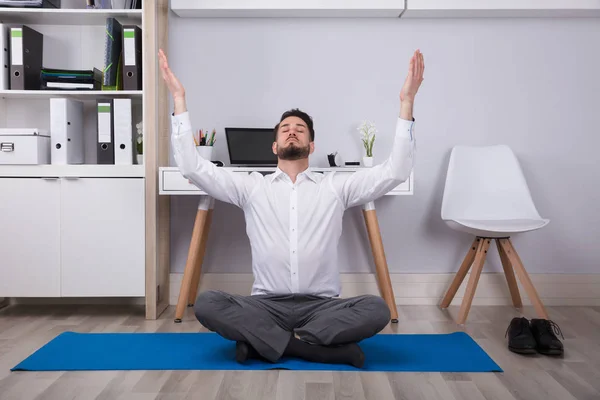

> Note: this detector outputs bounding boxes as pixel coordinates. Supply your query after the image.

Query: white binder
[113,98,134,165]
[0,24,8,90]
[50,98,84,165]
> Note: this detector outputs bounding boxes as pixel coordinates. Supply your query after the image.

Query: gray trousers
[194,290,391,362]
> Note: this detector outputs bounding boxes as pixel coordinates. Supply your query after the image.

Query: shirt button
[292,207,295,210]
[293,250,296,253]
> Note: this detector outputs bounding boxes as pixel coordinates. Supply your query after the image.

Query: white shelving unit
[0,1,148,301]
[0,164,144,177]
[0,90,143,99]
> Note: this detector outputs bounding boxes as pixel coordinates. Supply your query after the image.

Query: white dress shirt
[171,112,415,297]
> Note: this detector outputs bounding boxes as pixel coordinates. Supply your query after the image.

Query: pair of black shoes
[506,317,564,355]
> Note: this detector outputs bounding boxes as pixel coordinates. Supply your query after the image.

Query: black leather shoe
[530,319,564,356]
[505,317,537,354]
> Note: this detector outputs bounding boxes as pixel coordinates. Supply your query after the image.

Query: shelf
[170,0,404,18]
[0,90,143,100]
[0,164,145,178]
[0,8,142,25]
[401,0,600,18]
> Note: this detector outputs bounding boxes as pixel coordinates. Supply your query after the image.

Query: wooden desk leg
[363,201,399,323]
[188,207,213,306]
[174,196,214,323]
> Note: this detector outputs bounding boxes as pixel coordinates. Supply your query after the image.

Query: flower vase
[362,156,373,167]
[136,154,143,165]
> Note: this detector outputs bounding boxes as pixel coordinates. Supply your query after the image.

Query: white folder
[50,98,84,165]
[113,98,133,165]
[0,24,8,90]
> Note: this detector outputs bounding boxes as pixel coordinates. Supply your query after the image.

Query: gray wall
[167,15,600,275]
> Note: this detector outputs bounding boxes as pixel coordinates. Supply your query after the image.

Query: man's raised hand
[158,49,185,101]
[159,49,187,114]
[400,49,424,103]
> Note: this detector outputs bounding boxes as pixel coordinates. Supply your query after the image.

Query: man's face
[273,116,314,160]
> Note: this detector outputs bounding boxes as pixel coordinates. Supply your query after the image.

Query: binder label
[124,29,136,66]
[10,28,23,66]
[98,103,112,143]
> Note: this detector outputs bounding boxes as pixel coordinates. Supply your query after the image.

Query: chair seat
[444,218,550,238]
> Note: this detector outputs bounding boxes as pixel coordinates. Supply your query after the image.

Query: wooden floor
[0,304,599,400]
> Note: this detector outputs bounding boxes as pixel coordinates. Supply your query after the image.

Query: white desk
[159,166,412,195]
[159,166,413,323]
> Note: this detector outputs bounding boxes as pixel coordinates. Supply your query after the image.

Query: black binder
[102,18,122,89]
[9,25,43,90]
[96,99,114,164]
[121,25,142,91]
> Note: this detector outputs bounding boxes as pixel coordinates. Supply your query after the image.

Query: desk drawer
[161,170,207,193]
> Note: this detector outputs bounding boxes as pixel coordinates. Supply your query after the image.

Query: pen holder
[196,145,213,161]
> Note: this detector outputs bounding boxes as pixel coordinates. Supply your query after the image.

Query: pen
[209,129,216,146]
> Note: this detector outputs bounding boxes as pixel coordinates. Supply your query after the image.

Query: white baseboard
[5,297,146,306]
[170,273,600,307]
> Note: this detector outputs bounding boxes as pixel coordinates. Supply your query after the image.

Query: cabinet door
[60,178,145,297]
[0,178,61,297]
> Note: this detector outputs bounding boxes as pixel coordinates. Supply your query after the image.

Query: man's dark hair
[274,108,315,142]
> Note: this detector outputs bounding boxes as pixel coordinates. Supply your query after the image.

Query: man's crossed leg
[194,290,391,368]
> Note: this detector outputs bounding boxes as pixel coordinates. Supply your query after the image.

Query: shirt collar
[270,167,317,183]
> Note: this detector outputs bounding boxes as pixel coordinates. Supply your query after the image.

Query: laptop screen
[225,127,278,166]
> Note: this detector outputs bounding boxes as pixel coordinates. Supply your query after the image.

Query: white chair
[439,144,550,324]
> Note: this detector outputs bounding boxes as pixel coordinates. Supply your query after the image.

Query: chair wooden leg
[457,238,491,324]
[495,238,522,309]
[363,203,399,323]
[440,237,480,308]
[499,238,549,319]
[188,209,213,306]
[174,198,213,323]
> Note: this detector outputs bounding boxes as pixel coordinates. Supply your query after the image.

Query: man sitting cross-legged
[159,48,424,368]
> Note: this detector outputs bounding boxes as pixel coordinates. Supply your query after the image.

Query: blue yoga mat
[12,331,501,372]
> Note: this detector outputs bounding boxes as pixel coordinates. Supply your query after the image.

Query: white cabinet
[0,177,145,298]
[402,0,600,18]
[170,0,600,18]
[60,178,145,297]
[0,178,61,297]
[170,0,405,17]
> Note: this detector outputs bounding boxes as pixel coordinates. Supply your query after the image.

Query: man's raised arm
[331,49,424,210]
[160,49,259,208]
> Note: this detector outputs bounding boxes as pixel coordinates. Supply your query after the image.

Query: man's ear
[272,142,277,155]
[309,142,315,155]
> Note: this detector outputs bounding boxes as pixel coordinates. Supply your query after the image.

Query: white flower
[136,121,143,136]
[358,120,377,157]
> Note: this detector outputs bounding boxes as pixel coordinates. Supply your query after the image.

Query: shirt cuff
[396,117,415,141]
[171,111,192,136]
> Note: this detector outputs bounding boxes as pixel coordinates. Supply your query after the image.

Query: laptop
[225,127,278,167]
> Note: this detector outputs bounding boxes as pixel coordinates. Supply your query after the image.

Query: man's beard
[277,143,310,160]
